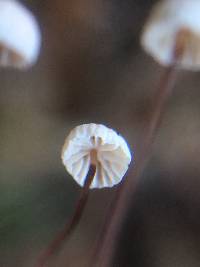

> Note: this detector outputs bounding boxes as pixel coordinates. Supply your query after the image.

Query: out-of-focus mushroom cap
[0,0,41,69]
[62,123,132,189]
[141,0,200,70]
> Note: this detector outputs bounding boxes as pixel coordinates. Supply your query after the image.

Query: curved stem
[91,34,185,267]
[36,164,96,267]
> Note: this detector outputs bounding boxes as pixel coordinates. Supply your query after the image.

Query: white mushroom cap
[62,123,132,189]
[141,0,200,70]
[0,0,41,69]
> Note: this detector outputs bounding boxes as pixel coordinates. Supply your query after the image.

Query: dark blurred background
[1,0,200,266]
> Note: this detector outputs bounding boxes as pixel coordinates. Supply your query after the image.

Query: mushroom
[62,123,132,188]
[36,124,131,267]
[0,0,41,69]
[141,0,200,70]
[85,2,200,265]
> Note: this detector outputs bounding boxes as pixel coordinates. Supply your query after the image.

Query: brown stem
[91,34,185,267]
[36,164,96,267]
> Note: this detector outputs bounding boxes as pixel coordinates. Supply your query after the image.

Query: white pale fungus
[0,0,41,69]
[62,123,132,189]
[141,0,200,70]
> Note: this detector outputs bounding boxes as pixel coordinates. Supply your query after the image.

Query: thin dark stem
[36,164,96,267]
[91,37,184,267]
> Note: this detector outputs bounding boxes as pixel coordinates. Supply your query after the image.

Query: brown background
[1,0,200,266]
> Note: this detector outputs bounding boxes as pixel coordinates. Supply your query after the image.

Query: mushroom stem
[36,164,96,267]
[91,33,185,267]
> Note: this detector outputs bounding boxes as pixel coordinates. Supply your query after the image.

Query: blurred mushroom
[0,0,41,69]
[92,1,200,265]
[141,0,200,70]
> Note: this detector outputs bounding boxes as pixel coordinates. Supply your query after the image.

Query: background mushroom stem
[36,164,96,267]
[91,31,185,267]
